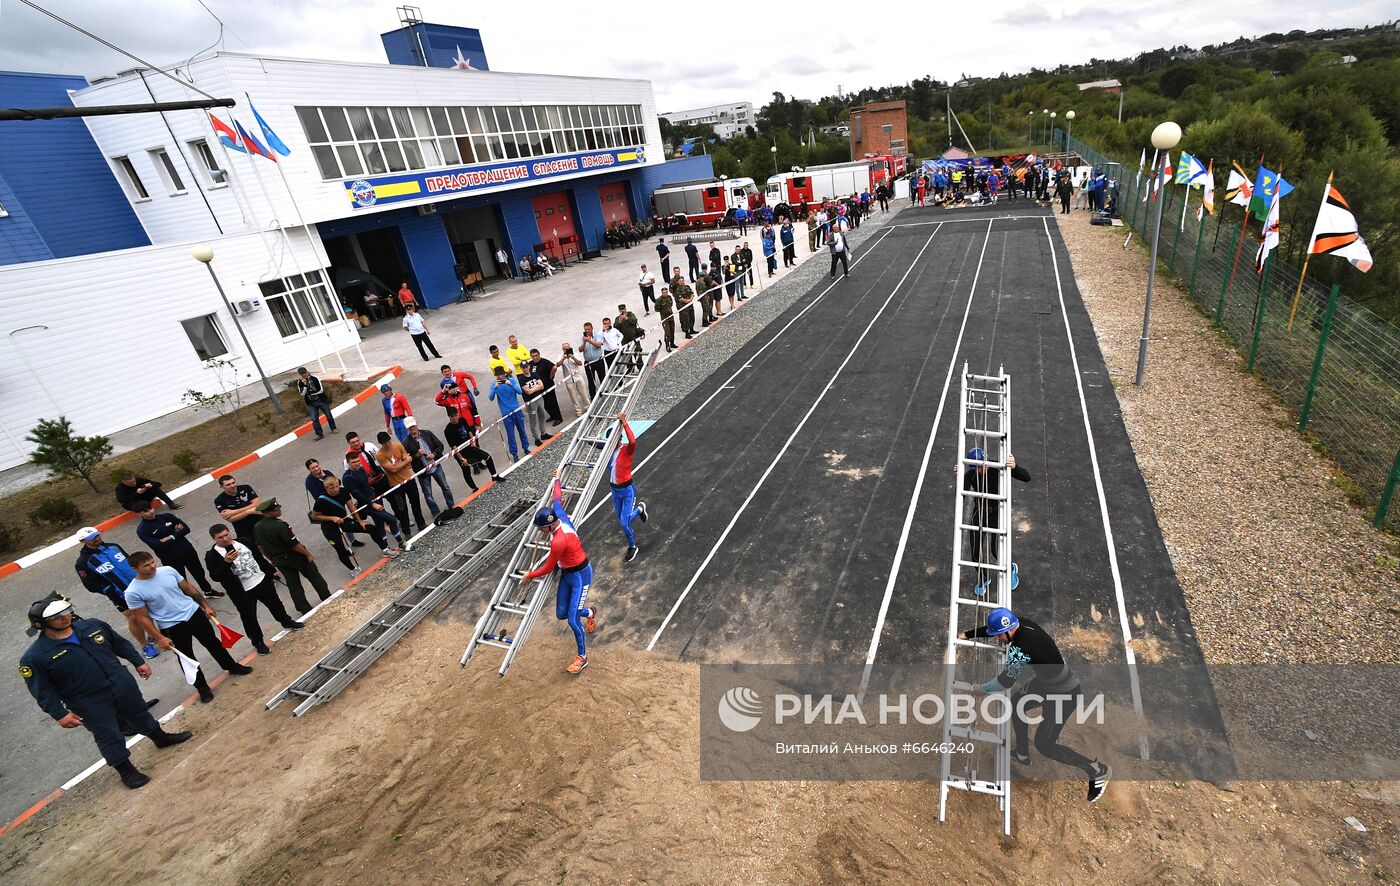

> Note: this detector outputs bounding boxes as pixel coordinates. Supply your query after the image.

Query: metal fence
[1063,131,1400,531]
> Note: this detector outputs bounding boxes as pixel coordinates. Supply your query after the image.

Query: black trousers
[411,332,442,360]
[386,481,427,534]
[67,676,161,766]
[455,448,498,487]
[659,257,670,280]
[271,553,332,613]
[159,544,214,595]
[162,610,240,694]
[640,285,656,314]
[322,521,388,570]
[744,262,754,285]
[783,243,796,266]
[584,359,606,397]
[1012,684,1097,775]
[1060,194,1071,214]
[687,257,699,281]
[829,251,849,276]
[227,575,295,646]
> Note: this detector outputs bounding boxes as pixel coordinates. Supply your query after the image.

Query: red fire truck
[651,177,761,225]
[864,153,907,187]
[764,160,881,213]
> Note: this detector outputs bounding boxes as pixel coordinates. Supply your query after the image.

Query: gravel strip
[1054,213,1398,664]
[331,205,911,613]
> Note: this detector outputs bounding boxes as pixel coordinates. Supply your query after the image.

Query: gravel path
[1053,213,1398,665]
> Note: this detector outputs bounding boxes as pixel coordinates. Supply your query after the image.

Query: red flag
[213,619,244,649]
[209,114,246,153]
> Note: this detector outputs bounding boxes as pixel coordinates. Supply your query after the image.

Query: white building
[660,102,755,141]
[0,23,704,471]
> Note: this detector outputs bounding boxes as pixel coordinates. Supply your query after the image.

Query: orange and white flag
[1307,179,1373,273]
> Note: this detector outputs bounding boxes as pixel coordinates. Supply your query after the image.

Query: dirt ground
[0,381,353,556]
[1,210,1396,883]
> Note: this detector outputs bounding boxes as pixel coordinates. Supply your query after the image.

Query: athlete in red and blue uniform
[523,473,596,674]
[608,412,649,562]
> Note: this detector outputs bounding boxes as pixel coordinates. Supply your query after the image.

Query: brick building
[848,101,908,161]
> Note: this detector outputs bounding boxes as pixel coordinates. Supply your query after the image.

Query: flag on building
[1255,191,1281,273]
[1198,160,1216,219]
[209,113,246,153]
[1226,162,1253,207]
[251,103,291,156]
[1250,165,1293,221]
[1308,180,1374,272]
[235,120,276,162]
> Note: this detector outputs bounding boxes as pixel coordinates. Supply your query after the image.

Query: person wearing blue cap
[521,473,595,674]
[959,448,1030,597]
[961,607,1112,803]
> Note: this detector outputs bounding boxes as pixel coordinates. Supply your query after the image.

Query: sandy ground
[1,208,1396,884]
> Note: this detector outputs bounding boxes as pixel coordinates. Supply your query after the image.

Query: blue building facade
[0,71,149,265]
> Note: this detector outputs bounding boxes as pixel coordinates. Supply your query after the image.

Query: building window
[113,155,149,200]
[295,102,645,181]
[181,314,229,361]
[148,148,186,195]
[188,138,227,186]
[258,271,340,338]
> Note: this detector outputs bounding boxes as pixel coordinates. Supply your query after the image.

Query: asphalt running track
[579,202,1229,777]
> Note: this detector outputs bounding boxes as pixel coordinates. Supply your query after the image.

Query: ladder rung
[954,597,1001,609]
[963,429,1007,438]
[943,776,1008,796]
[961,459,1008,469]
[286,688,314,697]
[961,490,1006,501]
[947,725,1003,744]
[955,558,1007,570]
[495,602,530,615]
[477,637,513,650]
[561,485,587,495]
[345,641,373,650]
[957,523,1007,533]
[953,638,1003,653]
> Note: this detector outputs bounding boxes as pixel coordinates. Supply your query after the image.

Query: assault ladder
[460,340,658,676]
[266,496,535,716]
[938,363,1015,836]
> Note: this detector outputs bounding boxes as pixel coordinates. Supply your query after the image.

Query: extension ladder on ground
[266,496,536,716]
[938,363,1015,836]
[459,340,658,677]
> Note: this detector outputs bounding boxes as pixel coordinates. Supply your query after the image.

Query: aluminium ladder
[266,496,535,716]
[938,363,1015,836]
[460,340,658,676]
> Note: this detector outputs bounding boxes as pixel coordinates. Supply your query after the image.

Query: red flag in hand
[213,619,243,649]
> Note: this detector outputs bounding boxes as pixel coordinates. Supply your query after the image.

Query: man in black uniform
[443,408,501,490]
[213,473,263,547]
[961,607,1112,803]
[960,448,1030,597]
[20,595,192,788]
[684,239,699,281]
[655,237,671,281]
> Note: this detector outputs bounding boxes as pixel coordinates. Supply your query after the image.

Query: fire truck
[650,177,761,225]
[764,160,887,213]
[864,153,907,187]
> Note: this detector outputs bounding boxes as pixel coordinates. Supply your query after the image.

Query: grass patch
[0,381,354,557]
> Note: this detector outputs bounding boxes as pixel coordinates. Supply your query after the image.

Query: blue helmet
[534,508,558,528]
[986,607,1019,636]
[967,447,985,463]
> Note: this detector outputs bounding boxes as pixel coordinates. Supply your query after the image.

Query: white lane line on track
[573,226,899,530]
[646,228,944,652]
[1041,215,1150,761]
[860,219,995,686]
[893,213,1051,228]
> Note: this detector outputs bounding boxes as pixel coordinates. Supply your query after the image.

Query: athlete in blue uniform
[523,473,596,673]
[607,412,649,562]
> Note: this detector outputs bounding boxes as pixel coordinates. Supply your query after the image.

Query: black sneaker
[198,688,215,704]
[228,664,253,676]
[1087,762,1112,803]
[152,729,193,748]
[204,589,225,598]
[625,545,639,562]
[1011,749,1031,765]
[637,501,649,523]
[118,766,151,789]
[281,620,305,631]
[255,642,272,655]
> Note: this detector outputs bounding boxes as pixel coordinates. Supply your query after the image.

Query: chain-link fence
[1064,131,1400,532]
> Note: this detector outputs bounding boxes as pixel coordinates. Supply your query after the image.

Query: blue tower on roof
[380,8,489,71]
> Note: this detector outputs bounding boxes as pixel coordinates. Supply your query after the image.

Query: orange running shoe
[567,654,589,674]
[585,608,597,634]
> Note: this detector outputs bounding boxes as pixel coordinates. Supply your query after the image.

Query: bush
[26,417,113,493]
[27,497,82,529]
[172,449,200,476]
[0,522,18,553]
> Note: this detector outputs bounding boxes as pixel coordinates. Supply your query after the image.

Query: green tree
[26,417,112,493]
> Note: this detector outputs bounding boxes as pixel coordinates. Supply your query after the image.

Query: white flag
[1308,180,1373,272]
[173,648,202,685]
[1255,192,1281,273]
[1198,161,1215,220]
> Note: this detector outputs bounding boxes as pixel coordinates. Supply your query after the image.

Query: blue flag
[251,103,291,157]
[1250,165,1293,221]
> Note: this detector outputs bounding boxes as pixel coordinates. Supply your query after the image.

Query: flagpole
[1224,154,1265,300]
[1287,171,1332,332]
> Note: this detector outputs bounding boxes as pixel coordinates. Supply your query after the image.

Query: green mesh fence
[1063,131,1400,531]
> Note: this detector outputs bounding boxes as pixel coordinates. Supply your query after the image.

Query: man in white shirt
[495,246,513,278]
[637,264,657,316]
[599,317,624,370]
[205,524,303,655]
[402,304,441,362]
[554,341,590,416]
[828,229,851,278]
[124,551,251,703]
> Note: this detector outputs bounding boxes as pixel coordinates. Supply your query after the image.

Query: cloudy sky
[0,0,1392,111]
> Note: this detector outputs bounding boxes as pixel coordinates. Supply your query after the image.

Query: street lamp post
[770,142,778,176]
[191,244,284,413]
[1135,121,1182,387]
[1050,112,1057,149]
[1041,109,1048,145]
[1027,110,1034,145]
[1065,110,1075,148]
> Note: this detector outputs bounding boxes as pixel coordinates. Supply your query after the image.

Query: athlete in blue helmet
[959,447,1030,596]
[961,607,1112,803]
